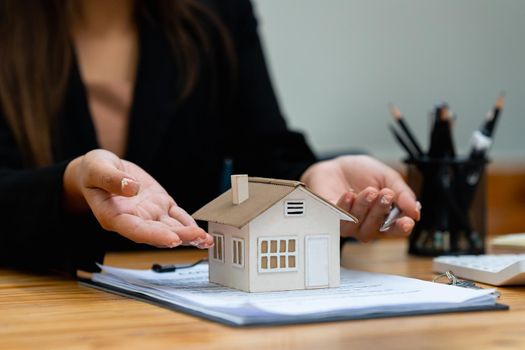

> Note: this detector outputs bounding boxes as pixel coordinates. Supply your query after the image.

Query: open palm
[301,155,420,241]
[74,150,212,248]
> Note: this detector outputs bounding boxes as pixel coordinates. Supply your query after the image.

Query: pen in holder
[406,157,488,256]
[388,96,504,255]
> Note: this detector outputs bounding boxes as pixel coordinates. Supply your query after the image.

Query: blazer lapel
[125,22,179,169]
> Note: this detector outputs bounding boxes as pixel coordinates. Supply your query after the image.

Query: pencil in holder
[406,157,488,256]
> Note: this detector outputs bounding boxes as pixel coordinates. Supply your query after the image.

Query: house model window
[232,238,244,268]
[284,200,305,216]
[259,237,297,272]
[212,233,224,263]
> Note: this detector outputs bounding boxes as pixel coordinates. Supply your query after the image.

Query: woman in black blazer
[0,0,420,275]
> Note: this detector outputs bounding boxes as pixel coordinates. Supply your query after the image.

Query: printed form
[91,262,498,324]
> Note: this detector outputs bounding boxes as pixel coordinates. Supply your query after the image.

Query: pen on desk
[152,259,207,273]
[389,104,424,157]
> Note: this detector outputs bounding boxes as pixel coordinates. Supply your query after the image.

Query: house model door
[305,235,330,288]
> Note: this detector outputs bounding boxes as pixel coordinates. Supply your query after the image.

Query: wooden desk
[1,239,524,350]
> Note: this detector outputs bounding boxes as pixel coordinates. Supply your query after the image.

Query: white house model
[192,175,357,292]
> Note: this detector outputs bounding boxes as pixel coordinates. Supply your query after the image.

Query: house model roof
[192,177,357,228]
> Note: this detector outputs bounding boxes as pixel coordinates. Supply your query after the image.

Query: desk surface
[1,239,524,350]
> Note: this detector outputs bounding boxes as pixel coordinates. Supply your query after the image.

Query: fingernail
[121,178,139,195]
[189,238,204,246]
[366,191,378,203]
[198,242,213,249]
[380,194,393,206]
[169,239,182,248]
[402,223,413,233]
[416,201,422,221]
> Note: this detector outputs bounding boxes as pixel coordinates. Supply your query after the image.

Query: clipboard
[80,278,508,328]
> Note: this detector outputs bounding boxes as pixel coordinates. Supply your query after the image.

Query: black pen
[389,104,424,157]
[482,92,505,137]
[152,259,207,273]
[388,124,418,159]
[428,104,442,157]
[439,104,456,158]
[469,92,505,159]
[428,103,455,158]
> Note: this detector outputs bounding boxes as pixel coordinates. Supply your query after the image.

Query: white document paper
[90,262,498,325]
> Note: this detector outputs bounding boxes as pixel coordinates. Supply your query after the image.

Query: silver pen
[380,201,421,232]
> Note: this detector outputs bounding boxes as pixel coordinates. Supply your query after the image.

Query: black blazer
[0,0,316,274]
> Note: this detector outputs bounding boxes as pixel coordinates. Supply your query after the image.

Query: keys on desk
[432,270,489,292]
[433,254,525,286]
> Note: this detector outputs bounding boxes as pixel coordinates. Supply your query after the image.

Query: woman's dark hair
[0,0,235,167]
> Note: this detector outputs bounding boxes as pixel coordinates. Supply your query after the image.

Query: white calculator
[433,254,525,286]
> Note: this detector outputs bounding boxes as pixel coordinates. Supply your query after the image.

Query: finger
[173,226,213,248]
[382,216,415,237]
[396,191,421,221]
[335,191,355,211]
[159,214,184,229]
[85,161,140,197]
[169,205,198,227]
[347,187,380,240]
[385,173,420,221]
[336,191,358,238]
[110,214,182,248]
[159,214,212,248]
[349,186,379,222]
[197,240,214,249]
[357,188,395,242]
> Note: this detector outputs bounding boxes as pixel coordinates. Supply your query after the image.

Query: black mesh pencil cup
[406,156,488,256]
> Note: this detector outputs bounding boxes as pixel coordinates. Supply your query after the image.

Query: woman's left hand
[300,155,420,242]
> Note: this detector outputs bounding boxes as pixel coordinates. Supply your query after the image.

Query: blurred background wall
[252,0,525,163]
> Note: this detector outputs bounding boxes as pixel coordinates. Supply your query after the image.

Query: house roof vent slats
[192,177,357,228]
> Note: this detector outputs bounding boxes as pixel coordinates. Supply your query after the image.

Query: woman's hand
[63,149,212,249]
[300,155,420,242]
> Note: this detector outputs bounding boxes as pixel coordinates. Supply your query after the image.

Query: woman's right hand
[63,149,212,249]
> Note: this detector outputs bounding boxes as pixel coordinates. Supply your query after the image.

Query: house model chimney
[231,174,249,205]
